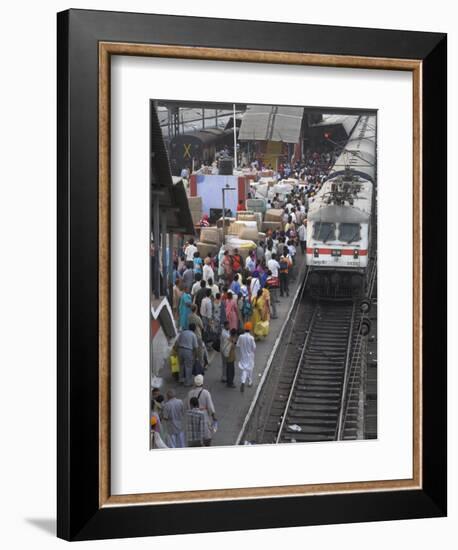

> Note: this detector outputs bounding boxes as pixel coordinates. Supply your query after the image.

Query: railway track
[240,249,377,446]
[276,301,357,443]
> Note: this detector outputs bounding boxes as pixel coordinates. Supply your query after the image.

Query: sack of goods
[169,351,179,374]
[216,216,235,228]
[239,226,259,241]
[200,227,221,245]
[264,208,284,222]
[236,212,257,222]
[262,220,282,232]
[228,221,245,235]
[196,241,219,257]
[225,236,257,259]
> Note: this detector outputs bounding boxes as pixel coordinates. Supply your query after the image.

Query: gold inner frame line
[98,41,422,507]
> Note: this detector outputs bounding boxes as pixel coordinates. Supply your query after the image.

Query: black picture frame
[57,9,447,541]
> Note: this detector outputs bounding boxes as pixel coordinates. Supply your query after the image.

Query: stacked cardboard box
[246,198,267,214]
[262,221,282,232]
[187,196,203,225]
[216,217,235,229]
[239,226,259,241]
[237,211,262,231]
[200,227,221,245]
[264,208,284,222]
[196,241,219,257]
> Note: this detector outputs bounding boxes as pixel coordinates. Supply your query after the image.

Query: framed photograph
[57,9,447,541]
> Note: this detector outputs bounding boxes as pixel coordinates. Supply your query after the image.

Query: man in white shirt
[264,247,273,264]
[267,254,280,278]
[202,258,214,282]
[220,321,230,383]
[191,273,204,297]
[237,323,256,392]
[250,275,261,298]
[207,277,219,298]
[184,238,198,264]
[200,288,213,335]
[298,220,307,254]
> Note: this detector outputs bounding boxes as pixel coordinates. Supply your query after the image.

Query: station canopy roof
[238,105,304,143]
[151,104,195,235]
[311,115,360,136]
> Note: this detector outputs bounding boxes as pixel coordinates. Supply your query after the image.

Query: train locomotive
[169,127,235,175]
[305,115,376,299]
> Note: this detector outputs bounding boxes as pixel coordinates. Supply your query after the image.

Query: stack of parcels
[236,211,263,231]
[262,208,283,232]
[216,216,235,229]
[197,225,221,257]
[228,220,259,242]
[246,198,267,214]
[187,196,203,225]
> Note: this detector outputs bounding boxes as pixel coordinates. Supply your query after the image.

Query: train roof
[311,114,360,136]
[308,179,373,223]
[170,127,233,145]
[327,115,376,183]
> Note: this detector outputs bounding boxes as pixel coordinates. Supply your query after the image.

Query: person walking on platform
[237,322,256,392]
[251,289,269,339]
[187,375,217,446]
[225,290,239,331]
[225,328,238,388]
[267,253,281,303]
[298,219,307,254]
[265,270,279,319]
[220,321,230,383]
[162,389,185,448]
[176,323,198,386]
[186,397,205,447]
[178,287,192,330]
[200,288,213,337]
[279,254,291,297]
[172,279,182,322]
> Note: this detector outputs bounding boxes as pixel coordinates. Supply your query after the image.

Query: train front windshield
[313,222,336,242]
[339,223,361,243]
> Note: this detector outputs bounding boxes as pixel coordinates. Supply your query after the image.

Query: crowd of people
[151,154,333,449]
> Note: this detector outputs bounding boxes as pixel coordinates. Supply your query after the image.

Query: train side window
[313,222,336,242]
[339,223,361,243]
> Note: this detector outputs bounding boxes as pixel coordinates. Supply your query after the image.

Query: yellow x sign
[183,143,192,159]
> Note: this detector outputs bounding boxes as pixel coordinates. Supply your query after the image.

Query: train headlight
[353,249,359,259]
[314,248,319,258]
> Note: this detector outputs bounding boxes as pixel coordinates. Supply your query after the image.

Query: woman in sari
[178,287,192,330]
[225,290,239,332]
[221,250,233,284]
[172,280,183,322]
[251,288,270,340]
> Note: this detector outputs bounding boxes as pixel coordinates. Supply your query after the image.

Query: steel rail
[335,302,357,441]
[275,303,319,444]
[340,253,377,434]
[235,264,309,445]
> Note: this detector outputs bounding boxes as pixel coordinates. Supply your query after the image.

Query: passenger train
[305,115,377,298]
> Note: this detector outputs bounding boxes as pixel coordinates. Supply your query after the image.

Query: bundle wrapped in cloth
[225,236,257,259]
[264,209,284,222]
[196,241,219,257]
[200,227,221,245]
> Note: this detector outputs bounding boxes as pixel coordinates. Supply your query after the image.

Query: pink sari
[225,298,239,331]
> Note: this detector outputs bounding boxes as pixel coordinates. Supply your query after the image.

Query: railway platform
[158,252,308,447]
